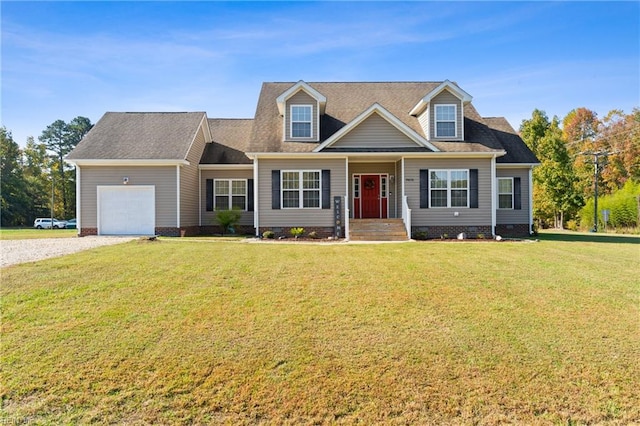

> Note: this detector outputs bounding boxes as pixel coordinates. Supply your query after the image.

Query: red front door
[361,175,380,218]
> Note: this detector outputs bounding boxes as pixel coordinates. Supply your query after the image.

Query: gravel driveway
[1,236,135,268]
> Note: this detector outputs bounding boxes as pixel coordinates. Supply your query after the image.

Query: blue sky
[2,1,639,146]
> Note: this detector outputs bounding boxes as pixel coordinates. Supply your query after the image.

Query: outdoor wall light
[389,175,395,184]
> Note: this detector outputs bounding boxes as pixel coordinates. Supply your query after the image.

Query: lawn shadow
[538,230,640,245]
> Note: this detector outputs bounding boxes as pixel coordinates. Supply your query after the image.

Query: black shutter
[272,170,280,209]
[419,169,429,208]
[322,170,331,209]
[514,177,522,210]
[206,179,213,211]
[469,169,479,209]
[247,179,254,212]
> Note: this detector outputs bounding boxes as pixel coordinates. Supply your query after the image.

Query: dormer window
[291,105,312,138]
[435,104,456,138]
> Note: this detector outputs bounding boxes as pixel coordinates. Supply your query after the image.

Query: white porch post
[254,156,259,236]
[490,155,497,236]
[344,157,349,240]
[176,164,181,229]
[75,165,81,235]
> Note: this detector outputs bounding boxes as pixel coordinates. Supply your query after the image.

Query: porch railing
[402,195,411,238]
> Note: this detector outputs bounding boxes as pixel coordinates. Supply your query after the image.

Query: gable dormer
[410,80,472,141]
[276,81,326,142]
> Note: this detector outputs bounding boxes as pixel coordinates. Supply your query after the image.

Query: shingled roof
[200,119,253,164]
[67,112,206,160]
[246,81,537,163]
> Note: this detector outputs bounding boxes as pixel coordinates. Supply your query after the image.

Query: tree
[0,127,28,226]
[39,117,93,219]
[520,113,583,228]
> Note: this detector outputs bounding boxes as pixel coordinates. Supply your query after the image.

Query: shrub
[308,231,319,239]
[262,230,275,239]
[290,227,304,239]
[566,220,578,231]
[215,209,242,236]
[413,231,428,240]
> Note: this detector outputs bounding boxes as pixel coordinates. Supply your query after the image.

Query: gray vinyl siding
[257,158,346,227]
[417,107,429,139]
[404,158,492,226]
[430,90,463,141]
[349,162,399,218]
[180,125,207,227]
[331,113,418,149]
[80,166,177,228]
[496,168,531,224]
[285,91,318,142]
[201,169,255,226]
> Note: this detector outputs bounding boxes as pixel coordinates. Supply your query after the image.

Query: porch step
[349,219,409,241]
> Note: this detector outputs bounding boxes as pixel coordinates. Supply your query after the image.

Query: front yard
[1,234,638,424]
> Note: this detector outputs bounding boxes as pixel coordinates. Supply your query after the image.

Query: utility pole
[579,150,615,232]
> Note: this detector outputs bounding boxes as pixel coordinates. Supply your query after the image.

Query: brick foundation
[495,224,532,238]
[199,225,256,236]
[259,226,339,239]
[411,225,493,240]
[79,227,98,237]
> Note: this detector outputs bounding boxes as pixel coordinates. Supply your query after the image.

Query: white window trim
[281,170,322,209]
[434,104,457,138]
[429,169,469,208]
[213,178,248,211]
[290,104,313,139]
[497,177,514,210]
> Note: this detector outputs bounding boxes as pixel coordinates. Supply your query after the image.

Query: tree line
[1,118,93,227]
[520,107,640,231]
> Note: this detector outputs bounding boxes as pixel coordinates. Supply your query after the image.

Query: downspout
[254,156,259,236]
[491,155,497,237]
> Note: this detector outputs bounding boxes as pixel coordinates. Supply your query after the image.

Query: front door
[361,175,380,218]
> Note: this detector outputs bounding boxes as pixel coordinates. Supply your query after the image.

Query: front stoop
[349,219,409,241]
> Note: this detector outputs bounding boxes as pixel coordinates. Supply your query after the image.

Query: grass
[0,227,77,240]
[1,235,639,424]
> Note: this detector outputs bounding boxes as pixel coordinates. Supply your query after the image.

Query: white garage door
[98,186,155,235]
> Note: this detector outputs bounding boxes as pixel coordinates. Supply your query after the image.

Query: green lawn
[0,227,77,240]
[1,235,639,424]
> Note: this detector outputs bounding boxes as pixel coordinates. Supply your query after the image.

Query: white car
[33,218,67,229]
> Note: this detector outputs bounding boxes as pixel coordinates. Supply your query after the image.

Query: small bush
[262,230,275,239]
[476,233,485,240]
[413,231,428,240]
[215,209,242,236]
[566,220,578,231]
[290,227,304,239]
[308,231,319,239]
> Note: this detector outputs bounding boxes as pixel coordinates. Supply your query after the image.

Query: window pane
[292,122,311,138]
[282,172,299,189]
[214,195,229,210]
[232,180,246,195]
[231,196,246,210]
[499,194,513,209]
[451,189,468,207]
[431,189,447,207]
[436,122,455,137]
[430,171,448,189]
[451,171,468,189]
[282,190,299,208]
[354,177,359,198]
[303,190,320,208]
[302,171,320,189]
[436,105,455,120]
[292,106,311,121]
[215,180,229,195]
[498,179,512,193]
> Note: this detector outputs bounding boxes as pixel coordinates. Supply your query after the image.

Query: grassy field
[1,234,638,424]
[0,227,77,240]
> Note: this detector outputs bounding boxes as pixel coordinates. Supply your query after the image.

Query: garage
[97,186,155,235]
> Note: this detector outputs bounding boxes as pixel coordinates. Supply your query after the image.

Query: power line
[576,150,618,232]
